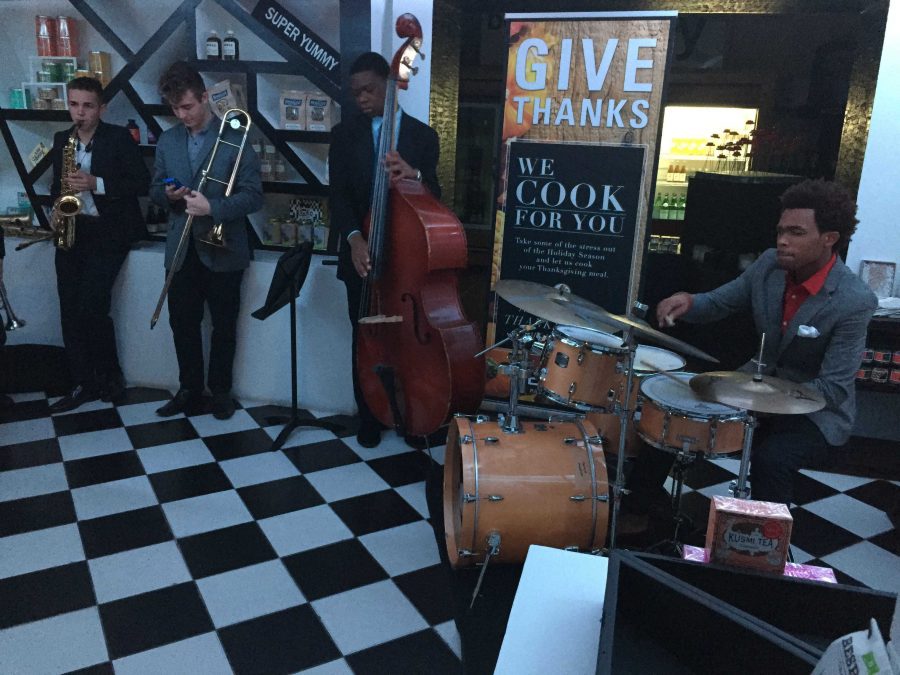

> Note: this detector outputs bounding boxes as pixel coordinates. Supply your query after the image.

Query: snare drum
[537,326,627,410]
[443,415,609,567]
[636,372,747,457]
[587,345,686,457]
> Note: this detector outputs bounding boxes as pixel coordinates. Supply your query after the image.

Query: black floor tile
[178,522,277,579]
[394,564,459,626]
[126,418,199,450]
[345,629,461,674]
[148,462,231,503]
[66,662,115,675]
[682,459,736,490]
[868,529,900,557]
[218,605,340,675]
[282,438,361,474]
[203,428,275,461]
[367,450,433,488]
[52,408,123,436]
[0,561,96,629]
[64,450,145,489]
[792,471,840,506]
[0,436,62,471]
[676,490,713,534]
[0,489,76,537]
[844,480,900,514]
[282,539,388,601]
[78,505,174,559]
[243,404,313,428]
[0,398,50,423]
[330,489,424,537]
[788,507,864,559]
[311,413,356,438]
[237,475,324,520]
[117,387,175,406]
[98,582,214,659]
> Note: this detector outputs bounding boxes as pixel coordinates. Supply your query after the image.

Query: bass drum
[443,415,608,568]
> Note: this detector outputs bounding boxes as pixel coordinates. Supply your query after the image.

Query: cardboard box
[705,496,793,574]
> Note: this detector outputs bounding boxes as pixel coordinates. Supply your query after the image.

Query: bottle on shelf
[126,119,141,144]
[259,144,273,181]
[147,127,157,145]
[665,163,674,182]
[652,193,662,220]
[675,195,686,220]
[661,193,671,220]
[223,30,239,61]
[206,30,222,60]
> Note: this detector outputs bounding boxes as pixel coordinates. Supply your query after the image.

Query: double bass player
[329,51,441,448]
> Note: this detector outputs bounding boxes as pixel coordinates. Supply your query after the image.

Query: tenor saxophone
[51,130,83,250]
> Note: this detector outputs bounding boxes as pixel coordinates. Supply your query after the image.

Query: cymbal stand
[483,323,542,435]
[608,326,638,550]
[647,440,698,556]
[733,332,766,500]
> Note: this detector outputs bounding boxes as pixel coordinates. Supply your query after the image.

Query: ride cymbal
[689,371,826,415]
[494,280,610,333]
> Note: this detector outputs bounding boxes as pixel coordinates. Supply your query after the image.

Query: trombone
[150,108,252,329]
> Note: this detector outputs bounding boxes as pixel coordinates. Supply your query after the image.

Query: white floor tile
[263,425,337,447]
[162,490,253,538]
[0,607,108,674]
[422,444,446,466]
[304,462,390,502]
[707,457,741,475]
[0,416,56,445]
[70,475,158,520]
[798,470,873,493]
[57,427,134,461]
[190,409,259,437]
[790,544,815,565]
[312,580,428,654]
[258,505,353,557]
[116,400,173,427]
[0,523,85,579]
[137,439,216,474]
[802,493,894,539]
[88,541,191,604]
[360,521,441,576]
[698,481,739,500]
[113,632,232,675]
[219,451,301,489]
[345,431,414,461]
[434,621,463,660]
[9,392,46,403]
[822,541,900,594]
[394,481,429,519]
[197,560,305,628]
[0,463,68,503]
[298,658,354,675]
[52,399,113,416]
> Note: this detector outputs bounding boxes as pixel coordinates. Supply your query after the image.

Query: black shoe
[156,389,201,417]
[100,372,126,403]
[211,392,236,420]
[49,385,99,414]
[357,420,382,448]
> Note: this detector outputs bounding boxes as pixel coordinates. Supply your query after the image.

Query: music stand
[252,242,341,451]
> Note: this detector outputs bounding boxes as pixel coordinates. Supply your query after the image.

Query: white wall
[4,239,355,413]
[848,1,900,297]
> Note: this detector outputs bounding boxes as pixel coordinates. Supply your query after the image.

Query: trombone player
[150,61,262,420]
[48,77,149,414]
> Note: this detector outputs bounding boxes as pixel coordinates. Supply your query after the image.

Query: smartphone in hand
[163,177,185,190]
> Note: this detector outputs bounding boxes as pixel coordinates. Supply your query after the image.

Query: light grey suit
[684,248,878,445]
[150,118,263,271]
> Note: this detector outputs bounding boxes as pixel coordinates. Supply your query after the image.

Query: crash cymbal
[690,371,826,415]
[494,280,610,332]
[495,280,719,363]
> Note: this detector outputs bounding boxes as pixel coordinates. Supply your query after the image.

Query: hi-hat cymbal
[494,280,610,332]
[690,371,826,415]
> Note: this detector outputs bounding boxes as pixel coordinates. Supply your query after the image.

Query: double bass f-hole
[401,292,431,345]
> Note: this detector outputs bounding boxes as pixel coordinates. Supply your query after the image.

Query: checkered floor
[1,388,898,673]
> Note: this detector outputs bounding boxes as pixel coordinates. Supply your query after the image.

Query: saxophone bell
[0,280,25,331]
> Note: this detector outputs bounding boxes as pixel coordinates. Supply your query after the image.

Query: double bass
[356,14,485,437]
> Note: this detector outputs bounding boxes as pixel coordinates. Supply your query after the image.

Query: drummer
[624,179,877,525]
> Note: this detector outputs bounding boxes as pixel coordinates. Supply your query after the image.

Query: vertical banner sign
[489,12,675,342]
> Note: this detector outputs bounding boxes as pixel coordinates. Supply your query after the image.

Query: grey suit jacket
[150,117,263,272]
[683,248,877,445]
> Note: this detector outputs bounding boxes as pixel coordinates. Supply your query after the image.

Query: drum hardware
[469,531,501,609]
[0,280,25,331]
[647,441,700,556]
[608,326,639,552]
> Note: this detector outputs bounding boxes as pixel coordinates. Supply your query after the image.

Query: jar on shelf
[206,31,222,60]
[35,16,57,57]
[223,30,239,60]
[57,16,78,57]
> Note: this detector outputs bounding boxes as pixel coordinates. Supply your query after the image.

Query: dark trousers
[55,236,127,389]
[167,239,243,394]
[626,414,830,507]
[341,268,379,428]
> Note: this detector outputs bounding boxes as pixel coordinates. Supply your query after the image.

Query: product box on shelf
[279,90,305,130]
[705,495,793,574]
[305,93,333,132]
[208,79,246,118]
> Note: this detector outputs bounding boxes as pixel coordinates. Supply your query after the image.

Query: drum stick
[640,361,691,389]
[663,314,675,327]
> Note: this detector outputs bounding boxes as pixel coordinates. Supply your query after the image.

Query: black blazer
[51,120,150,247]
[328,111,440,281]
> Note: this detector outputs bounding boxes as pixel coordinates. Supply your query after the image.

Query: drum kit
[443,279,825,593]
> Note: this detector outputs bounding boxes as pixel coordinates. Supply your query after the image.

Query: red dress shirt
[781,253,836,333]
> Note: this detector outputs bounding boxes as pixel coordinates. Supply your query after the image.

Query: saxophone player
[48,77,150,414]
